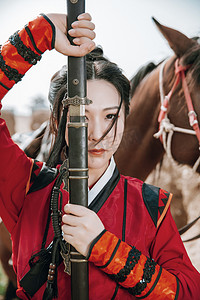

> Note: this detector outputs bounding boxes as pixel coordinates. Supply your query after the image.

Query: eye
[106,113,117,120]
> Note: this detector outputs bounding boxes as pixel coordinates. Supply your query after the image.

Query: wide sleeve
[87,209,200,299]
[0,14,55,101]
[0,14,55,233]
[150,208,200,300]
[0,119,33,233]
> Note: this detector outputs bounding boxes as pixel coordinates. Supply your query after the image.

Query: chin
[88,154,110,171]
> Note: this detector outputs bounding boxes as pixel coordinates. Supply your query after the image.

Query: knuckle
[62,225,67,233]
[62,214,67,222]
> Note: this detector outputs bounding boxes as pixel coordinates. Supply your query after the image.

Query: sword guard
[62,94,92,107]
[60,243,71,275]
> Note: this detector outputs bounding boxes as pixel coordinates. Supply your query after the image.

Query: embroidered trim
[142,183,159,227]
[174,276,179,300]
[128,257,156,295]
[137,267,162,299]
[0,81,10,90]
[25,25,43,55]
[111,284,119,300]
[28,162,58,194]
[0,45,24,83]
[98,239,121,269]
[122,178,128,241]
[40,14,56,49]
[9,31,41,65]
[89,167,120,213]
[86,229,107,260]
[110,246,141,283]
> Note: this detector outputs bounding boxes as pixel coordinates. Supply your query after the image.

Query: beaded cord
[43,161,69,299]
[47,263,56,282]
[9,31,41,65]
[0,45,24,83]
[128,257,157,295]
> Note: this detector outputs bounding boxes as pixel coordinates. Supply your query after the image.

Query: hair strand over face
[46,46,130,167]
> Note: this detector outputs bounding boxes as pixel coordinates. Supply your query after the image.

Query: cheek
[107,119,125,151]
[115,122,124,148]
[116,115,125,139]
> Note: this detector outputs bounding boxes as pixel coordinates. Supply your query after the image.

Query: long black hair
[46,47,130,168]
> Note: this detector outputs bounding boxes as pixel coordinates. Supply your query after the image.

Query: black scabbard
[65,0,89,299]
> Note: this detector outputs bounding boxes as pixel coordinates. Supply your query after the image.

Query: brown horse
[115,18,200,181]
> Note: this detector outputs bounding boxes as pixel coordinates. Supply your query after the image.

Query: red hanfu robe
[0,14,200,300]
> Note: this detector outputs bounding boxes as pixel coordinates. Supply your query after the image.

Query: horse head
[115,19,200,180]
[152,18,200,171]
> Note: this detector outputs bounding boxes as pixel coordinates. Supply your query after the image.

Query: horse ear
[152,17,196,57]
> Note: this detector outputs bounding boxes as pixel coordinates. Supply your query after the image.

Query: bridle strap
[179,62,200,144]
[154,59,200,241]
[154,58,200,172]
[158,58,200,145]
[158,59,189,123]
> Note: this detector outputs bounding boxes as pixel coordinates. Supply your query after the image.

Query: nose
[88,117,105,142]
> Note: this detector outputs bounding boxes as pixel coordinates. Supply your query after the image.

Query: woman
[0,11,199,300]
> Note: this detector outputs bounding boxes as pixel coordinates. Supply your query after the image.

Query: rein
[154,58,200,172]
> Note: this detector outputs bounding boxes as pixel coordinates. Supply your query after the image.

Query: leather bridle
[154,58,200,171]
[154,58,200,241]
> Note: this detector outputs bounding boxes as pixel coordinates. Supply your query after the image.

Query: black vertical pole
[66,0,89,299]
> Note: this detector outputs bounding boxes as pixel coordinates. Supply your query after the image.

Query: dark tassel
[42,279,56,300]
[42,261,58,300]
[42,282,54,300]
[42,239,60,300]
[42,158,67,299]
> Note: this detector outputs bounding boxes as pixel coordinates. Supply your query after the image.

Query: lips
[88,149,106,156]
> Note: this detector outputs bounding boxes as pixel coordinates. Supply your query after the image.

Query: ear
[152,17,196,57]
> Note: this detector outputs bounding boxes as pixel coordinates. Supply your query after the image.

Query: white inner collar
[88,156,116,206]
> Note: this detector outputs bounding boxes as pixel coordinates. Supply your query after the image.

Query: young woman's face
[65,79,125,176]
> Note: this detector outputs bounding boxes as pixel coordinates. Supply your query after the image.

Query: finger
[62,213,79,226]
[68,28,96,40]
[64,203,89,216]
[72,20,95,31]
[55,31,95,56]
[63,233,73,244]
[62,42,95,57]
[62,224,76,235]
[77,12,92,21]
[73,37,93,46]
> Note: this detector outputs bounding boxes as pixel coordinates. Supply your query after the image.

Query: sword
[62,1,90,299]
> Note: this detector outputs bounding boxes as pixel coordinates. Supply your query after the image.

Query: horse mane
[130,62,158,97]
[182,38,200,85]
[130,36,200,98]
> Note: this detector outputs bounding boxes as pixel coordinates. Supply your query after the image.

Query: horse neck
[115,64,165,181]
